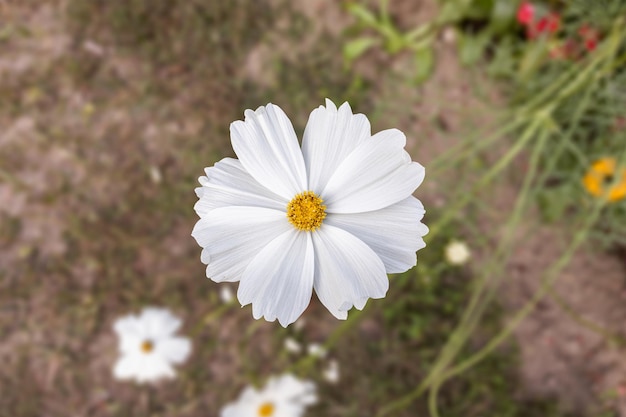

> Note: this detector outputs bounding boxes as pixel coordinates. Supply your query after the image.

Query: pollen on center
[141,340,154,353]
[286,191,326,232]
[258,402,275,417]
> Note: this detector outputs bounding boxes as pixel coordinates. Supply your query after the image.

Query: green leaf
[414,46,435,85]
[346,3,379,27]
[343,37,378,62]
[466,0,494,19]
[518,40,548,81]
[458,31,491,66]
[489,0,516,34]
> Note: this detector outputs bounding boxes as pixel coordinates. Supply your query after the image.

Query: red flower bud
[516,1,535,25]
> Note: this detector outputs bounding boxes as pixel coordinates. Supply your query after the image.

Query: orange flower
[582,157,626,202]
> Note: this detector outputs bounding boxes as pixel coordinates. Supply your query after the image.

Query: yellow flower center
[141,340,154,353]
[258,402,275,417]
[286,191,326,231]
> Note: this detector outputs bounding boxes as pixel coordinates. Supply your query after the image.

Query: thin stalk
[190,302,233,337]
[426,124,550,417]
[440,200,604,381]
[377,120,545,417]
[427,117,541,239]
[548,287,626,349]
[427,119,521,176]
[291,308,369,374]
[437,147,626,391]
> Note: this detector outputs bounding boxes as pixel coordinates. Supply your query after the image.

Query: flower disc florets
[141,340,154,353]
[286,191,326,232]
[258,402,275,416]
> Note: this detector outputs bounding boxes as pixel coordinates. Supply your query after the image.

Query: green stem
[428,117,522,177]
[378,120,545,417]
[427,124,550,417]
[440,200,604,382]
[427,117,540,239]
[437,148,626,392]
[291,307,369,374]
[548,287,626,349]
[190,302,233,337]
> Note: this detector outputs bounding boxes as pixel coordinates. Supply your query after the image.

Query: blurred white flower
[192,99,428,326]
[113,307,191,383]
[221,374,316,417]
[444,240,470,265]
[284,337,302,354]
[293,318,306,332]
[149,165,163,184]
[322,359,340,384]
[307,343,327,359]
[220,286,234,303]
[442,26,457,44]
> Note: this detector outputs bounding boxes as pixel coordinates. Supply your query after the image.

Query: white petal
[113,355,140,381]
[194,158,286,217]
[312,225,388,319]
[192,206,291,282]
[269,374,318,406]
[238,230,314,327]
[220,387,263,417]
[302,99,371,193]
[114,315,151,355]
[274,404,307,417]
[118,333,143,356]
[114,353,175,383]
[113,315,141,338]
[230,104,307,199]
[140,308,182,340]
[155,337,191,364]
[135,354,176,382]
[221,402,256,417]
[324,197,428,273]
[322,128,425,213]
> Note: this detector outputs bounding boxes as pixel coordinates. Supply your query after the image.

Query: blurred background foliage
[0,0,625,416]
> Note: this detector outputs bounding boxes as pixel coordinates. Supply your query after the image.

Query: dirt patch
[503,225,626,414]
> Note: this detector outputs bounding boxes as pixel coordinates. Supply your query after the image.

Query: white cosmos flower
[192,99,428,327]
[113,307,191,383]
[221,374,316,417]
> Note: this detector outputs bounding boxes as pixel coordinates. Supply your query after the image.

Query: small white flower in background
[293,318,306,332]
[284,337,302,354]
[444,240,470,265]
[113,307,191,383]
[192,99,428,326]
[442,26,457,44]
[322,359,340,384]
[220,286,234,303]
[307,343,327,359]
[221,374,316,417]
[149,165,163,184]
